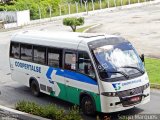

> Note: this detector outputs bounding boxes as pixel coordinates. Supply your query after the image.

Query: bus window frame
[46,47,63,68]
[10,42,20,59]
[77,51,97,81]
[63,49,78,72]
[20,43,33,62]
[10,41,97,81]
[33,45,47,65]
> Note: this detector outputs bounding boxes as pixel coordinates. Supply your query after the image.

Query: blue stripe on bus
[46,67,97,85]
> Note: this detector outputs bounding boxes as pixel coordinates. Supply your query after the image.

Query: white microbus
[10,31,150,115]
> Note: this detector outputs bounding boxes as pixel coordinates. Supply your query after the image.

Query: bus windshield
[90,39,144,80]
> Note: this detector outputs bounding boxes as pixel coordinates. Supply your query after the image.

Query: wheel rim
[84,100,93,114]
[31,84,38,95]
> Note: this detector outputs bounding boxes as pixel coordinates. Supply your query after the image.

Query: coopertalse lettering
[15,61,41,73]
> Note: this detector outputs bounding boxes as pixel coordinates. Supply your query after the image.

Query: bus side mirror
[140,54,145,63]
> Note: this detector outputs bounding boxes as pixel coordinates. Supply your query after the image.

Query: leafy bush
[40,104,65,120]
[62,106,82,120]
[63,17,84,32]
[0,0,61,20]
[16,100,83,120]
[29,4,40,20]
[16,100,42,115]
[0,6,5,11]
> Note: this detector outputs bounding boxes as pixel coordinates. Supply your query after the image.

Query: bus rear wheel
[30,80,41,97]
[81,96,96,115]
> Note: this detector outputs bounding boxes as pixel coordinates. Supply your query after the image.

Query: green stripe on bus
[50,83,101,112]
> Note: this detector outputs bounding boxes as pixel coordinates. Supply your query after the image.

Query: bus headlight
[101,92,118,97]
[143,82,150,90]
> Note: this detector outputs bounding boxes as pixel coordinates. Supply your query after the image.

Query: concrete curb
[150,83,160,89]
[0,105,50,120]
[83,24,102,33]
[0,26,22,32]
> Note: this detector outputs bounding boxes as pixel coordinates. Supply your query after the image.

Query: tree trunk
[71,25,76,32]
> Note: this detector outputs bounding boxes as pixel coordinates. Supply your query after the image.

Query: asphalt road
[0,2,160,120]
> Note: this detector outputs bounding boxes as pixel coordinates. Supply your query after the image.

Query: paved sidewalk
[0,105,50,120]
[0,110,19,120]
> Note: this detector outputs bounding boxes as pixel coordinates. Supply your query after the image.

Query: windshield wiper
[107,71,129,79]
[121,66,145,74]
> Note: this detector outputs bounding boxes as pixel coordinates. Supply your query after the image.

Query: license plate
[130,96,140,102]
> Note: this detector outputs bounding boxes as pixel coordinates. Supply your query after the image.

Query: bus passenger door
[46,48,67,100]
[64,51,80,104]
[64,51,97,104]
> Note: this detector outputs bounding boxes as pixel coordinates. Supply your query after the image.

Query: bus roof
[11,30,124,50]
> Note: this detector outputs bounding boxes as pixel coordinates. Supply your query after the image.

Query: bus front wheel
[30,80,41,97]
[81,96,96,115]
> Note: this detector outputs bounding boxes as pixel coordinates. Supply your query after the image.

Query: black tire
[30,80,41,97]
[81,96,96,115]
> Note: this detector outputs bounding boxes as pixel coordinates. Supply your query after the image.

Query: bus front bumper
[100,87,150,113]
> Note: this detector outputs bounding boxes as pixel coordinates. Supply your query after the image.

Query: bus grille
[117,86,144,98]
[116,85,149,107]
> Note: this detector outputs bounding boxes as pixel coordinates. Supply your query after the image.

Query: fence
[0,11,17,23]
[1,0,153,21]
[0,0,157,29]
[34,0,152,19]
[0,10,30,29]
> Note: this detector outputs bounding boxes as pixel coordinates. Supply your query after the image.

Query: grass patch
[16,101,82,120]
[145,58,160,84]
[76,25,94,32]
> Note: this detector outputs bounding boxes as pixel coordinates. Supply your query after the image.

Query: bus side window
[64,52,76,71]
[10,42,20,59]
[33,46,46,65]
[20,44,32,62]
[78,52,96,79]
[47,48,62,68]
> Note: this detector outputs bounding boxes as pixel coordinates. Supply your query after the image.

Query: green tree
[0,0,61,19]
[63,17,84,32]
